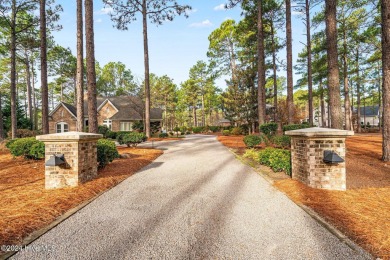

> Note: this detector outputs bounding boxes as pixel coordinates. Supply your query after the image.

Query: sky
[52,0,308,89]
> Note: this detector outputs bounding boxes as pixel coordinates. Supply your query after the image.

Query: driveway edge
[227,147,373,260]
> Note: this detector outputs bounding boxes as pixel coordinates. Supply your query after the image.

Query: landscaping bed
[0,146,163,251]
[217,133,390,259]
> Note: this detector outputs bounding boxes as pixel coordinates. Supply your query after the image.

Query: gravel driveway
[12,135,369,259]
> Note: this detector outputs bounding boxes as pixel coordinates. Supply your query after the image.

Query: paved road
[12,135,368,260]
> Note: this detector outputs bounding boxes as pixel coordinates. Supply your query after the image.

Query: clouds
[97,7,113,15]
[214,4,226,11]
[189,19,213,28]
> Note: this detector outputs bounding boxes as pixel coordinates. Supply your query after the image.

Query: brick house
[48,96,163,133]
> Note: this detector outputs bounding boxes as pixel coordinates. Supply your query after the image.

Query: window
[120,122,132,131]
[56,122,69,133]
[103,119,112,130]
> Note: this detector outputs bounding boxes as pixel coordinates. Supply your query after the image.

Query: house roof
[84,96,163,120]
[62,103,77,117]
[49,102,77,118]
[359,106,379,117]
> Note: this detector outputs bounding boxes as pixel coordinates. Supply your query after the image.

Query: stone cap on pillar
[285,127,354,137]
[36,132,103,142]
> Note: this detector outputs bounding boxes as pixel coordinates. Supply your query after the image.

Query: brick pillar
[36,132,102,189]
[285,127,354,191]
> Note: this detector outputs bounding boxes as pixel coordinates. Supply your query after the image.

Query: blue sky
[53,1,308,89]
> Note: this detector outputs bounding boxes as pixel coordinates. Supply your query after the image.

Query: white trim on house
[49,102,77,119]
[97,99,119,113]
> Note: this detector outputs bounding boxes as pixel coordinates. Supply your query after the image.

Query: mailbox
[45,154,65,166]
[323,150,344,164]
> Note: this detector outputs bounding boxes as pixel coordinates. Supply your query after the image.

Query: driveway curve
[12,134,368,259]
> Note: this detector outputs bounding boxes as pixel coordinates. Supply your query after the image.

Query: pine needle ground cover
[217,134,390,259]
[0,147,162,250]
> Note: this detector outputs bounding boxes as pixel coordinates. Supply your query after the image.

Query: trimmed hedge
[222,130,230,136]
[243,135,262,148]
[283,123,310,132]
[159,133,168,138]
[231,127,242,135]
[209,126,220,133]
[259,123,278,137]
[120,132,147,147]
[7,129,40,138]
[116,131,132,144]
[192,127,204,133]
[271,135,291,148]
[97,139,119,169]
[258,147,291,175]
[8,137,45,159]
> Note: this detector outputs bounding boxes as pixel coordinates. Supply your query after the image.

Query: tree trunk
[25,53,33,129]
[325,0,342,129]
[382,0,390,161]
[378,61,382,131]
[0,93,3,140]
[343,30,352,130]
[271,22,278,122]
[319,78,326,127]
[142,0,151,138]
[76,0,84,132]
[363,84,366,127]
[31,58,38,130]
[286,0,294,124]
[356,49,361,133]
[193,106,197,127]
[10,0,17,139]
[40,0,49,134]
[85,0,98,133]
[306,0,313,126]
[201,93,205,127]
[257,0,266,125]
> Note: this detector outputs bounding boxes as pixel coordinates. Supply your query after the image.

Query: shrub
[186,131,191,135]
[97,139,119,169]
[231,127,242,135]
[209,126,220,133]
[271,135,291,148]
[29,141,45,159]
[159,133,168,138]
[120,132,147,147]
[7,129,39,138]
[169,131,174,136]
[132,121,144,132]
[5,139,17,149]
[268,149,291,175]
[222,130,230,136]
[259,123,278,137]
[258,147,291,175]
[243,135,262,148]
[98,125,110,138]
[180,126,187,133]
[283,123,310,132]
[243,149,258,160]
[173,126,180,137]
[116,131,132,144]
[258,147,275,166]
[8,137,44,159]
[106,130,117,139]
[192,127,203,133]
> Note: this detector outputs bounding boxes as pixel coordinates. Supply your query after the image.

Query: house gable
[49,102,77,119]
[97,99,119,125]
[49,104,77,133]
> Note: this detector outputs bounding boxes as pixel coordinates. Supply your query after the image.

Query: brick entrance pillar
[36,132,102,189]
[285,127,354,191]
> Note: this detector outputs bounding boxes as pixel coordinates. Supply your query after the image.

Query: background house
[49,96,163,133]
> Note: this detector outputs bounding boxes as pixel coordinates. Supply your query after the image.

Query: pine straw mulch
[217,134,390,259]
[0,147,163,250]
